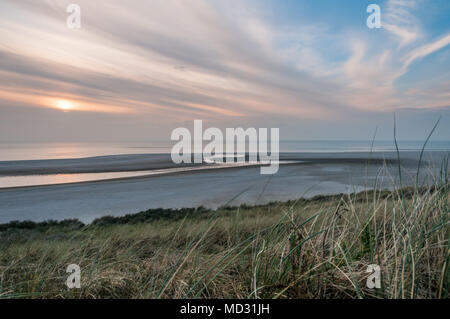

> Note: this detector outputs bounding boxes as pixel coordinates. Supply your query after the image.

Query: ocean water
[1,150,446,223]
[0,140,448,189]
[0,141,448,222]
[0,141,171,161]
[280,140,450,152]
[1,140,449,161]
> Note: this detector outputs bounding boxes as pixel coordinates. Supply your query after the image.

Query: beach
[0,150,445,224]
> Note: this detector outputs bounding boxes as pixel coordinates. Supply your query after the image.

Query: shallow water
[0,171,157,188]
[0,150,446,223]
[0,161,302,188]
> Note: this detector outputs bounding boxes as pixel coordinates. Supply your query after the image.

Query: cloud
[0,0,449,142]
[0,0,344,121]
[404,34,450,67]
[383,0,422,46]
[337,0,450,111]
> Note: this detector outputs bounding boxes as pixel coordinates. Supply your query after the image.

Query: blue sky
[0,0,449,142]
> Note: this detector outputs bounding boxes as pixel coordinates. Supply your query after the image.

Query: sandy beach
[0,151,445,223]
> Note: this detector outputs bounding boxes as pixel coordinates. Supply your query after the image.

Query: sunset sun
[56,100,74,111]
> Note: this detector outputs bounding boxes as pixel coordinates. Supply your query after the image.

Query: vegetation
[0,179,448,298]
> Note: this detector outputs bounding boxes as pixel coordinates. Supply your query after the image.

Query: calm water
[0,162,301,188]
[1,140,449,161]
[0,171,156,188]
[0,141,171,161]
[0,140,448,189]
[0,143,448,222]
[1,151,446,223]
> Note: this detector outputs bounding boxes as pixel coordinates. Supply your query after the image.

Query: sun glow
[56,100,74,111]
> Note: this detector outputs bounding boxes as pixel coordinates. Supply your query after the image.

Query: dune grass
[0,174,448,299]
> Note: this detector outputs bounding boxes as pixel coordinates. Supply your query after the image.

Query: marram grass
[0,180,448,299]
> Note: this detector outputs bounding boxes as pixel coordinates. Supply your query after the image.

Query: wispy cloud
[0,0,449,141]
[383,0,422,46]
[404,34,450,67]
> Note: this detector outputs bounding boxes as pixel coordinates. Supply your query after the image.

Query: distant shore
[0,152,402,176]
[0,151,446,224]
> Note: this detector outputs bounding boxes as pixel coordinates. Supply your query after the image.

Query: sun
[56,100,74,111]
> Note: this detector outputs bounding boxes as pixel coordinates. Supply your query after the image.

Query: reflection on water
[0,161,303,188]
[1,141,450,162]
[0,171,157,188]
[0,142,173,161]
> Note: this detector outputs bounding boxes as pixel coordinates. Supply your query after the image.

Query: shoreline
[0,150,417,176]
[0,150,445,225]
[0,186,418,230]
[0,151,408,190]
[0,161,284,191]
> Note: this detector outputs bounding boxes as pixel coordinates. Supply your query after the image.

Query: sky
[0,0,449,142]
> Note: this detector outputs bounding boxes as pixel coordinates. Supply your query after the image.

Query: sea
[0,140,449,188]
[1,140,450,161]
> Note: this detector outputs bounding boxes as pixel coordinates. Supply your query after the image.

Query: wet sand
[0,151,446,223]
[0,152,410,176]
